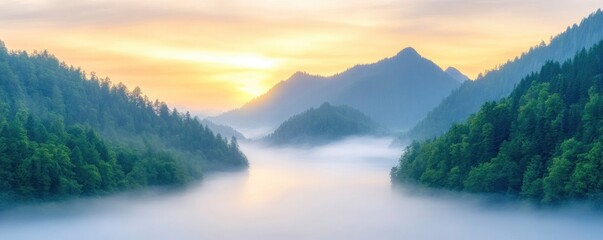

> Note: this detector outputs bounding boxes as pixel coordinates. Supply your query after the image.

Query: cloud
[0,0,600,113]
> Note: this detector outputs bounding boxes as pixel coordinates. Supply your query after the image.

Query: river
[1,137,602,240]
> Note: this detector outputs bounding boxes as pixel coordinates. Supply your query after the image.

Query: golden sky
[0,0,600,115]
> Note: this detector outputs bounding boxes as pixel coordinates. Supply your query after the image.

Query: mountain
[212,47,462,131]
[0,42,247,202]
[445,67,469,83]
[392,40,603,204]
[407,9,603,141]
[264,103,382,146]
[201,119,246,141]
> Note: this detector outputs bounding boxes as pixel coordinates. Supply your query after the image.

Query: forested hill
[264,103,383,146]
[0,42,247,202]
[391,40,603,204]
[407,9,603,141]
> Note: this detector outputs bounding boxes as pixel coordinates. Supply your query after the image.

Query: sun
[145,48,279,70]
[240,84,266,97]
[146,48,277,97]
[213,71,271,98]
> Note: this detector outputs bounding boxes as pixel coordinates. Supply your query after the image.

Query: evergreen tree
[0,40,248,202]
[392,40,603,204]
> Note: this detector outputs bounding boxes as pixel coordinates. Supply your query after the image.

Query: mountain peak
[290,71,309,79]
[215,45,463,130]
[444,67,470,83]
[395,47,421,59]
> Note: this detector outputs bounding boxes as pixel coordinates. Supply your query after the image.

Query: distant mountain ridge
[264,103,382,146]
[201,119,246,140]
[407,9,603,141]
[212,47,462,131]
[445,67,470,83]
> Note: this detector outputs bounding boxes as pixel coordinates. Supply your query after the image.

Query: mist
[1,137,602,240]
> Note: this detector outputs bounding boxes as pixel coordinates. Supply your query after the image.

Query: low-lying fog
[1,137,602,240]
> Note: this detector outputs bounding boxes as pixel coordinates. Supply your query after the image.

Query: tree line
[392,40,603,204]
[0,41,247,202]
[407,9,603,141]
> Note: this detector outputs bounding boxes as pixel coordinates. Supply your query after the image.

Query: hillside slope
[392,41,603,204]
[408,9,603,141]
[0,42,247,202]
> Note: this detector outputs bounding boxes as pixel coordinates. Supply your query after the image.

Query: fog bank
[1,137,602,240]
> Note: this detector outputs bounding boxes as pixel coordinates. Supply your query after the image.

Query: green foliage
[408,9,603,141]
[0,41,248,201]
[265,102,383,145]
[464,153,520,193]
[0,109,203,200]
[392,40,603,204]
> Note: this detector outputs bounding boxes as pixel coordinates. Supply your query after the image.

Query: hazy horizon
[0,1,600,114]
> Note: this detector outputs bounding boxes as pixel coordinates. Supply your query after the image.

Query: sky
[0,0,601,115]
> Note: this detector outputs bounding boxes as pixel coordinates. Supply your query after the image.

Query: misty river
[1,137,602,240]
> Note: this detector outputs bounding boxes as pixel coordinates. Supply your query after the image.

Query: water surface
[1,138,602,240]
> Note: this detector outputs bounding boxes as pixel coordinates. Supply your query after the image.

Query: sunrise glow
[0,0,600,114]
